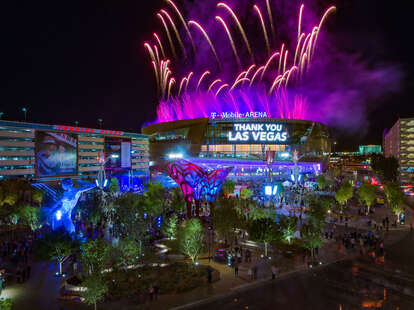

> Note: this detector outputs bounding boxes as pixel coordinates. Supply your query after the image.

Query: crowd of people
[0,238,33,294]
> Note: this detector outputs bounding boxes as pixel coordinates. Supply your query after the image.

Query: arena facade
[142,115,330,183]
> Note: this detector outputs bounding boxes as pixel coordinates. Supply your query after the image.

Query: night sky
[1,0,413,151]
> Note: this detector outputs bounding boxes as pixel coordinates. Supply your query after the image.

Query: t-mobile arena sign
[228,123,289,143]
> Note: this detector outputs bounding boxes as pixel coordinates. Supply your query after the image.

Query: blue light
[291,174,295,182]
[103,179,108,187]
[95,179,99,187]
[56,210,62,221]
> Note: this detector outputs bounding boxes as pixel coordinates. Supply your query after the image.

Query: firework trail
[144,0,336,123]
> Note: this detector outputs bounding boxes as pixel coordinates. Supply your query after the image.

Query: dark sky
[1,0,413,151]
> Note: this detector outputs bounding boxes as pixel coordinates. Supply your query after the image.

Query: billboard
[227,122,291,144]
[104,138,131,169]
[35,131,77,177]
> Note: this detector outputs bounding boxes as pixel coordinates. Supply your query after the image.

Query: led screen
[227,122,291,144]
[35,131,77,177]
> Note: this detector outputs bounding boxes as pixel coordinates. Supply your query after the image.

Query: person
[234,261,239,276]
[207,267,212,283]
[26,264,31,279]
[153,284,159,301]
[379,242,384,256]
[148,285,154,302]
[16,266,22,283]
[271,265,276,280]
[247,268,253,280]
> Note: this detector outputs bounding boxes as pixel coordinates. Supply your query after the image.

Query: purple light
[154,90,309,124]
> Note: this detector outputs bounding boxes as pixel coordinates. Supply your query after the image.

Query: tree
[178,218,205,264]
[301,225,323,264]
[335,180,353,212]
[0,299,13,310]
[144,183,166,216]
[279,215,297,244]
[358,182,377,214]
[306,196,331,229]
[81,240,111,275]
[213,199,244,247]
[240,188,253,200]
[384,182,405,224]
[316,175,327,191]
[33,228,79,275]
[223,180,236,196]
[81,275,108,310]
[118,239,142,268]
[162,214,178,239]
[112,193,148,239]
[371,154,399,183]
[248,218,279,256]
[108,177,120,193]
[170,187,185,213]
[18,205,41,231]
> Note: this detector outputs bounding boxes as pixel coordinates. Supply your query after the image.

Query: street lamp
[98,118,103,129]
[75,121,79,126]
[22,107,27,121]
[0,112,3,120]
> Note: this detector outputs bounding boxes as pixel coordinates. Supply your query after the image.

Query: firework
[145,1,336,123]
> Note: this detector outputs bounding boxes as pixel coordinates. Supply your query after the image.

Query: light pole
[98,118,103,129]
[0,112,3,120]
[22,108,27,121]
[75,121,79,127]
[333,141,337,155]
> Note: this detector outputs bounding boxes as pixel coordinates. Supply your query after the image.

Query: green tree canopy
[384,182,405,223]
[240,188,253,200]
[33,228,79,274]
[358,182,377,213]
[178,218,205,263]
[170,187,185,213]
[278,215,297,244]
[248,218,279,256]
[18,205,40,230]
[81,239,111,275]
[81,275,108,310]
[162,213,178,239]
[213,199,245,246]
[301,225,323,263]
[371,154,399,183]
[223,180,236,196]
[335,180,353,210]
[108,177,120,193]
[144,182,167,215]
[306,195,331,229]
[316,175,327,191]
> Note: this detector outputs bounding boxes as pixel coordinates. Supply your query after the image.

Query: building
[142,117,330,183]
[0,120,149,188]
[384,118,414,182]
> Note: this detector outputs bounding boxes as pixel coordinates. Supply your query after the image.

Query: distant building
[383,118,414,182]
[0,120,149,187]
[358,145,382,155]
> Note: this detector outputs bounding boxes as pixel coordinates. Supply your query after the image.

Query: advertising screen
[227,122,291,144]
[105,138,131,169]
[35,131,77,177]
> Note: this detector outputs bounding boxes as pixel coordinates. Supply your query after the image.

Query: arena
[142,116,330,184]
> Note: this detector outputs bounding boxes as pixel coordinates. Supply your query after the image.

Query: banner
[35,131,77,177]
